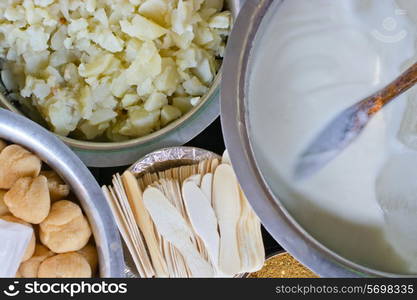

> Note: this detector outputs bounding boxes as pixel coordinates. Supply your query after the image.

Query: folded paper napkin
[0,219,33,277]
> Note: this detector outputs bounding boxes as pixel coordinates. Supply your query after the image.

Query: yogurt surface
[248,0,417,273]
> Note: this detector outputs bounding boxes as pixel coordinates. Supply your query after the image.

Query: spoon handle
[295,61,417,180]
[365,62,417,116]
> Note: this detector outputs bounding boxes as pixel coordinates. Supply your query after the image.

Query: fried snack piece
[0,190,9,216]
[0,145,41,189]
[18,244,55,278]
[4,176,50,224]
[0,139,7,152]
[38,252,92,278]
[0,214,35,261]
[77,244,98,275]
[40,171,70,202]
[40,200,92,253]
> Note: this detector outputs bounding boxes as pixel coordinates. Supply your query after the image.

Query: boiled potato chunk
[121,15,167,41]
[161,105,182,126]
[154,58,181,96]
[183,76,208,96]
[173,97,194,114]
[139,0,169,26]
[209,11,231,29]
[126,42,162,86]
[78,54,116,78]
[144,92,168,112]
[121,94,140,108]
[120,107,160,137]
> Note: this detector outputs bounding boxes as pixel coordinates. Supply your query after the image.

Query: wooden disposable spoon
[182,180,220,267]
[295,62,417,180]
[213,164,242,276]
[143,187,214,277]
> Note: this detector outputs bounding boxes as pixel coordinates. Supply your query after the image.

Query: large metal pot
[0,0,245,168]
[221,0,411,277]
[0,108,125,277]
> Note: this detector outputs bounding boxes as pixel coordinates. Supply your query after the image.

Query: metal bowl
[221,0,412,277]
[0,0,245,167]
[0,108,125,277]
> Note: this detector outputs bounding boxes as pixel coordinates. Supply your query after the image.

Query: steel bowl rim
[0,108,125,277]
[221,0,414,278]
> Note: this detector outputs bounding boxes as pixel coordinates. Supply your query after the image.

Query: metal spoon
[294,62,417,180]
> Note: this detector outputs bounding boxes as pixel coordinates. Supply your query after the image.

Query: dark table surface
[90,117,282,257]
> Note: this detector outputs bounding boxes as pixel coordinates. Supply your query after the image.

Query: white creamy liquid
[248,0,417,273]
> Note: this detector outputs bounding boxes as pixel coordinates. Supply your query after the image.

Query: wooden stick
[122,171,168,277]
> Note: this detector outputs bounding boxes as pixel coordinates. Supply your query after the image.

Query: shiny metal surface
[221,0,410,277]
[128,146,221,175]
[0,0,245,167]
[0,108,125,277]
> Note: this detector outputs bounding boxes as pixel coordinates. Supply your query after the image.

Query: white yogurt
[248,0,417,273]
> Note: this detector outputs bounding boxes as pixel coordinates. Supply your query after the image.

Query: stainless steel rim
[221,0,413,277]
[0,108,125,277]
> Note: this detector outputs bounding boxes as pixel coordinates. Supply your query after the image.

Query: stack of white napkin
[0,219,33,277]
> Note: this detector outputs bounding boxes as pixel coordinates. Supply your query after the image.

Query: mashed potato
[0,0,230,140]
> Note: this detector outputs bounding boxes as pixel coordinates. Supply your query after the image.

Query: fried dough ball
[0,145,41,189]
[40,171,70,202]
[4,176,50,224]
[38,253,92,278]
[0,190,9,216]
[40,200,92,253]
[0,139,7,152]
[77,244,98,275]
[18,244,54,278]
[0,214,35,261]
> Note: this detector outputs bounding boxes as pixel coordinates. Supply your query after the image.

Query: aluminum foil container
[0,108,125,277]
[129,146,221,175]
[124,146,220,277]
